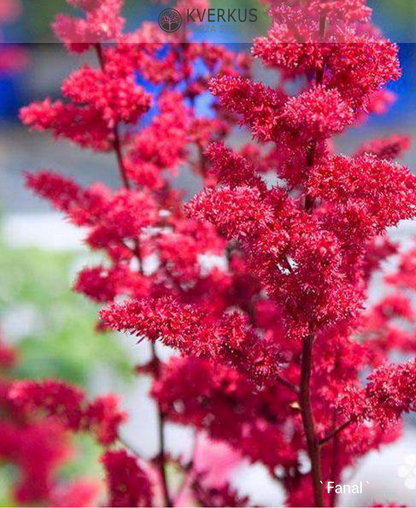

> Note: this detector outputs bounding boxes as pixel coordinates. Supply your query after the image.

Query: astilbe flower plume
[102,450,153,507]
[0,335,101,506]
[20,0,416,506]
[9,379,126,445]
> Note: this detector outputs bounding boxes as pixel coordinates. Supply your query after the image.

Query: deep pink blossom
[53,0,124,53]
[20,99,114,151]
[101,297,284,382]
[62,66,151,128]
[309,155,416,237]
[283,86,354,137]
[341,360,416,427]
[102,450,153,507]
[9,380,126,445]
[355,135,411,161]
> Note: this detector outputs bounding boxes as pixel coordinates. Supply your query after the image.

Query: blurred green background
[0,239,133,385]
[0,237,135,504]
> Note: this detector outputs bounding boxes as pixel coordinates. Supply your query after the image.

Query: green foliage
[0,241,133,504]
[59,433,104,485]
[0,242,133,386]
[0,463,19,507]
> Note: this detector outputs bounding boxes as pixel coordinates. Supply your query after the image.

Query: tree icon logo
[158,8,182,33]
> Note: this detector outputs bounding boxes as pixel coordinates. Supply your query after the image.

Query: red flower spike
[102,450,153,507]
[8,380,125,444]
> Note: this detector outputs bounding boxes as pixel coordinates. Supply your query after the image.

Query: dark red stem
[152,342,173,506]
[329,433,340,507]
[112,125,131,190]
[320,419,353,446]
[276,374,299,394]
[94,42,172,507]
[298,14,330,506]
[299,334,325,507]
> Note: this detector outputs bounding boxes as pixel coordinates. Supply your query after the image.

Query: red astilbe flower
[9,380,86,430]
[22,0,254,505]
[1,420,75,504]
[340,359,416,427]
[85,394,127,445]
[20,98,114,151]
[355,134,412,161]
[53,0,124,53]
[0,335,100,507]
[183,0,415,504]
[21,69,151,149]
[152,356,297,471]
[102,450,153,507]
[358,290,416,367]
[205,142,267,189]
[124,91,189,189]
[101,297,284,382]
[74,265,152,302]
[386,240,416,291]
[308,154,416,244]
[9,379,126,445]
[26,171,158,254]
[366,360,416,423]
[282,86,354,138]
[62,65,151,128]
[187,177,361,340]
[209,76,286,143]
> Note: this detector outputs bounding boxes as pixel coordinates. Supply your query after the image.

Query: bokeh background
[1,0,416,506]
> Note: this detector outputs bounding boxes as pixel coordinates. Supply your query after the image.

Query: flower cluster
[101,297,284,382]
[0,334,101,506]
[53,0,125,53]
[19,0,416,506]
[340,359,416,426]
[102,450,153,507]
[9,379,126,445]
[152,356,297,470]
[4,377,153,507]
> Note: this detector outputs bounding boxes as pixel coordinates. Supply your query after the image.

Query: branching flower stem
[95,42,173,508]
[320,420,353,447]
[299,334,324,506]
[297,14,328,506]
